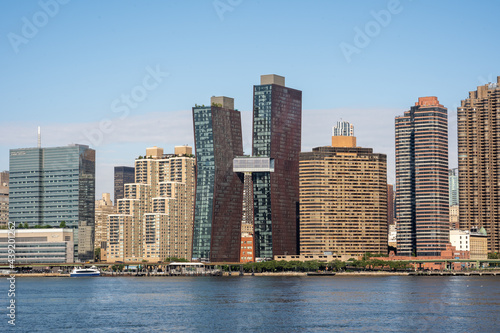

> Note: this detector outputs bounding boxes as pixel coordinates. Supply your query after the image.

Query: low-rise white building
[0,228,74,264]
[450,229,469,251]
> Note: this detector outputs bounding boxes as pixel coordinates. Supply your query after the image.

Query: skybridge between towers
[233,156,275,174]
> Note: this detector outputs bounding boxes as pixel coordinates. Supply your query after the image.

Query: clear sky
[1,0,499,200]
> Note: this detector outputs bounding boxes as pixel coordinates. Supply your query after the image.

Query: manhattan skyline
[1,0,500,199]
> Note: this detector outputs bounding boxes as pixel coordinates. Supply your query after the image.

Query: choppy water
[1,275,499,332]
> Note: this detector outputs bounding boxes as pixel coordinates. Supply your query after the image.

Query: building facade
[450,228,488,260]
[241,173,254,263]
[192,96,243,262]
[252,74,302,259]
[94,193,115,261]
[449,205,459,230]
[233,157,275,263]
[0,228,74,263]
[449,168,459,206]
[300,136,388,257]
[387,184,394,226]
[107,146,195,263]
[114,166,135,203]
[458,76,500,253]
[395,97,449,256]
[0,171,8,228]
[470,227,488,260]
[449,168,460,230]
[332,120,354,137]
[449,229,469,252]
[9,144,95,261]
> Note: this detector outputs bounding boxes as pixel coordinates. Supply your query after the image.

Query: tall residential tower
[252,74,302,259]
[114,166,135,203]
[192,96,243,262]
[458,76,500,252]
[107,146,195,262]
[395,97,449,256]
[300,129,387,257]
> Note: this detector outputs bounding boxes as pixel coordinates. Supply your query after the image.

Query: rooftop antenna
[37,126,41,148]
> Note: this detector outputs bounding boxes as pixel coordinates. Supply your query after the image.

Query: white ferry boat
[70,266,100,277]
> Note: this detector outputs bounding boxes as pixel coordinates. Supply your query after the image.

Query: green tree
[59,221,67,228]
[330,260,346,271]
[164,257,189,262]
[94,248,101,261]
[488,252,500,259]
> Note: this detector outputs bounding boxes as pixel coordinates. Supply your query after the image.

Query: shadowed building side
[252,74,302,259]
[458,76,500,252]
[193,96,244,262]
[396,97,449,257]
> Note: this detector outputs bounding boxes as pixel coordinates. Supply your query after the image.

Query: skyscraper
[449,168,459,206]
[300,130,387,257]
[9,144,95,261]
[387,184,394,226]
[252,74,302,259]
[192,96,243,262]
[449,168,459,230]
[458,76,500,252]
[395,97,449,256]
[114,166,135,203]
[332,120,354,137]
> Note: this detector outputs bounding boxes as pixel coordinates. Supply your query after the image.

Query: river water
[1,275,499,332]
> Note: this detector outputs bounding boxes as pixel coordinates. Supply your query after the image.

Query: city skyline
[1,1,500,199]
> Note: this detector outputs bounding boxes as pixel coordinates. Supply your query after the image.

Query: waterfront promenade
[2,270,500,278]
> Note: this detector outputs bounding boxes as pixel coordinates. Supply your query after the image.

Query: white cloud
[0,110,195,149]
[1,107,413,198]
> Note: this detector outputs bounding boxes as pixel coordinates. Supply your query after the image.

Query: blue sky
[1,0,499,200]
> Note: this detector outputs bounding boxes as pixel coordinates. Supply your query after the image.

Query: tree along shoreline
[220,259,412,274]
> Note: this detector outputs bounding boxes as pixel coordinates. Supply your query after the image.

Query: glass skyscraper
[252,75,302,259]
[192,97,243,262]
[449,168,459,206]
[114,166,135,202]
[9,144,95,261]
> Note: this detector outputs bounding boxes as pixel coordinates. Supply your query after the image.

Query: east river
[1,275,499,332]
